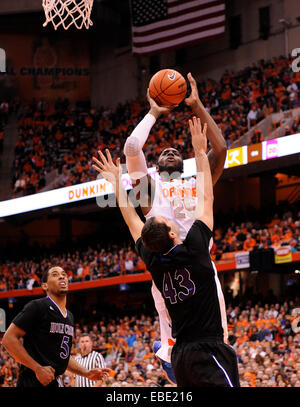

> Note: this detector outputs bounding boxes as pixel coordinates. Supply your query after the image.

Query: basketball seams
[162,75,181,94]
[159,69,168,94]
[151,75,177,106]
[155,90,176,107]
[160,71,186,98]
[152,77,161,97]
[151,78,165,105]
[163,87,187,96]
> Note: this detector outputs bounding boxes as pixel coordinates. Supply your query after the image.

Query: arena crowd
[10,55,300,197]
[1,298,300,387]
[0,204,299,292]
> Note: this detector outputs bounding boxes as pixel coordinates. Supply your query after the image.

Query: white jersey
[146,176,197,240]
[146,175,227,363]
[146,175,212,248]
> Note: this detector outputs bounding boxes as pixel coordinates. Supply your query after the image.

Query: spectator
[247,105,259,129]
[1,298,300,387]
[10,56,300,197]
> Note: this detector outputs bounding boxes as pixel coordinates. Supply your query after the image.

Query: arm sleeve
[124,113,156,180]
[12,300,40,333]
[184,220,213,256]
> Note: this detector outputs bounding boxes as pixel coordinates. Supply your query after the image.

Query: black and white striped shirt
[74,350,106,387]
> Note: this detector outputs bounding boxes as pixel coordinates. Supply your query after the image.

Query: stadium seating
[1,300,300,387]
[9,56,300,197]
[0,204,299,292]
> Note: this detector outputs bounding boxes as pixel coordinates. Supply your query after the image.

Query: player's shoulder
[187,219,213,237]
[35,296,49,304]
[18,297,49,318]
[135,236,143,253]
[135,237,155,258]
[26,297,48,309]
[183,220,213,253]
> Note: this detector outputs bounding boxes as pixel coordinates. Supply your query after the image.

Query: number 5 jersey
[12,296,74,385]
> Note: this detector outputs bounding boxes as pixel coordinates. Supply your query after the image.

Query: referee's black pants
[171,339,240,387]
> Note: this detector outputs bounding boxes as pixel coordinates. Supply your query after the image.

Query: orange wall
[275,174,300,204]
[71,219,99,240]
[0,217,101,248]
[0,217,60,246]
[214,176,260,213]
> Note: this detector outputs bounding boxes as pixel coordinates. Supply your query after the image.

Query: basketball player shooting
[92,117,239,387]
[122,72,228,384]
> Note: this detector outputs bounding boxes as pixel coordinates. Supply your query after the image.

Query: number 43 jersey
[12,296,74,379]
[136,220,224,342]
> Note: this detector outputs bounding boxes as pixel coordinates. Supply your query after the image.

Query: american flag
[130,0,226,56]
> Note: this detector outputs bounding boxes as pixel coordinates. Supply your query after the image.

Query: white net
[42,0,94,30]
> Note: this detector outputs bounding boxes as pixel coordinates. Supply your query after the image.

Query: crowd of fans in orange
[0,204,299,293]
[211,208,300,260]
[0,243,146,292]
[1,298,300,387]
[10,55,300,197]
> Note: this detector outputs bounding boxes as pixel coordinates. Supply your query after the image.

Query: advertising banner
[274,246,292,264]
[235,251,250,269]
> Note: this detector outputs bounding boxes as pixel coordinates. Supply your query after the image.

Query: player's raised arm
[123,90,170,214]
[92,149,144,243]
[124,89,170,179]
[189,117,213,231]
[185,73,227,185]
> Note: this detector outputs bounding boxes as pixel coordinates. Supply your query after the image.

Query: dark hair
[41,269,50,284]
[141,217,173,253]
[41,266,64,284]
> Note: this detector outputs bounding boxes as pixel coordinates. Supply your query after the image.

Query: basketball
[149,69,187,108]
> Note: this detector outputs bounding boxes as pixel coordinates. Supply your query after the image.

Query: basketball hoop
[42,0,94,30]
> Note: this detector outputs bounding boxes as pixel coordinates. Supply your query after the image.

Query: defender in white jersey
[124,73,227,379]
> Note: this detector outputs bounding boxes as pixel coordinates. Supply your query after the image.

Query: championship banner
[274,246,292,264]
[0,34,90,103]
[235,251,250,269]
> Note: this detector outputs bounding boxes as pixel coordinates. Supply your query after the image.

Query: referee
[74,333,106,387]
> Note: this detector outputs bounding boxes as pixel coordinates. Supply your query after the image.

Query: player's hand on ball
[92,149,121,185]
[147,88,171,119]
[189,116,207,154]
[35,365,55,386]
[185,72,201,107]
